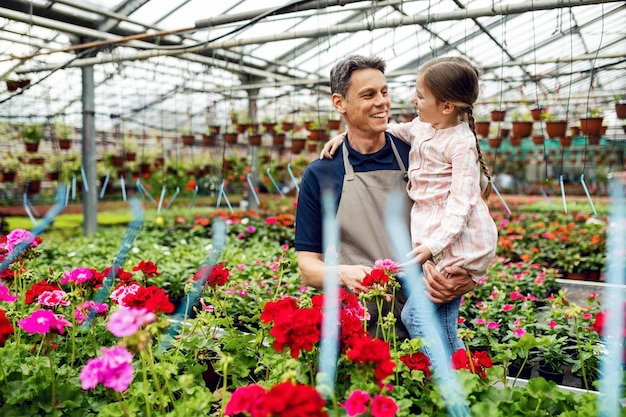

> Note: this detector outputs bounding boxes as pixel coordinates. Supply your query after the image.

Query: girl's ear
[442,102,456,115]
[332,93,346,114]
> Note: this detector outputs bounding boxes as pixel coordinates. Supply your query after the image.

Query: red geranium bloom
[132,260,160,277]
[225,384,266,417]
[0,309,14,346]
[102,266,134,282]
[362,269,389,288]
[194,264,230,287]
[399,351,432,377]
[122,285,174,314]
[347,336,396,381]
[262,381,327,417]
[25,280,61,304]
[451,349,492,378]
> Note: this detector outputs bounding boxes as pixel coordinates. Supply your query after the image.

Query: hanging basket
[291,138,306,154]
[24,142,40,153]
[490,110,506,122]
[273,133,286,146]
[328,119,341,130]
[58,139,72,150]
[530,108,545,121]
[110,155,125,167]
[125,152,137,162]
[559,136,573,147]
[248,134,262,147]
[181,135,195,147]
[25,180,42,195]
[281,121,295,132]
[202,134,217,147]
[488,138,502,148]
[474,121,490,137]
[579,118,603,136]
[307,129,325,141]
[545,121,568,138]
[616,103,626,119]
[509,137,523,147]
[511,121,533,138]
[587,135,601,146]
[570,126,581,137]
[225,133,238,144]
[532,135,545,145]
[1,171,16,182]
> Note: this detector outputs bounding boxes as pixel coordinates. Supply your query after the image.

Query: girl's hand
[400,244,432,266]
[320,132,345,159]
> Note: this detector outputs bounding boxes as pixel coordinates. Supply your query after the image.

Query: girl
[321,56,498,358]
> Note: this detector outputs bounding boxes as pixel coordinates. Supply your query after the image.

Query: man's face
[334,68,390,137]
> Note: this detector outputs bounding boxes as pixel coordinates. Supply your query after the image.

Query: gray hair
[330,55,386,97]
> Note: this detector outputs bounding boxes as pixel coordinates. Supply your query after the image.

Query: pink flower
[513,328,526,338]
[344,390,370,416]
[60,267,93,284]
[0,284,17,302]
[373,259,400,275]
[582,313,592,320]
[247,226,256,233]
[549,320,557,330]
[371,395,398,417]
[74,301,108,325]
[37,290,70,307]
[106,307,156,337]
[18,309,72,334]
[110,283,141,306]
[199,298,214,313]
[80,346,134,392]
[238,290,248,296]
[489,291,499,298]
[502,304,514,312]
[487,321,499,330]
[475,318,486,325]
[2,229,39,253]
[224,384,266,417]
[588,292,597,300]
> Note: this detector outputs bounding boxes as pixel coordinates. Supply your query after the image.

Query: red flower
[194,264,230,287]
[262,381,327,417]
[102,266,134,282]
[132,260,160,277]
[261,298,322,358]
[371,395,399,417]
[399,352,432,377]
[362,269,389,288]
[122,285,174,314]
[224,384,266,417]
[0,309,14,346]
[25,280,61,304]
[347,336,396,381]
[451,349,492,378]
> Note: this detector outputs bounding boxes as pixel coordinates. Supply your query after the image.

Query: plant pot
[202,134,217,147]
[181,135,195,147]
[583,269,602,282]
[530,108,545,121]
[570,126,581,137]
[291,138,306,154]
[587,135,601,146]
[58,139,72,150]
[488,138,502,148]
[308,129,325,141]
[509,137,523,147]
[25,180,42,195]
[110,156,125,167]
[532,135,545,145]
[545,121,568,138]
[511,121,533,138]
[616,103,626,119]
[508,363,533,380]
[281,121,295,132]
[328,119,341,130]
[579,118,603,136]
[537,365,565,385]
[1,171,17,182]
[474,121,490,137]
[47,171,60,181]
[273,134,286,147]
[24,142,40,153]
[262,122,276,132]
[490,110,506,122]
[565,271,585,281]
[225,133,238,144]
[248,134,262,147]
[125,152,137,162]
[28,157,45,165]
[559,136,573,147]
[209,125,221,135]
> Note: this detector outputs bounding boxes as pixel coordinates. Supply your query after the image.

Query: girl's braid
[466,108,492,200]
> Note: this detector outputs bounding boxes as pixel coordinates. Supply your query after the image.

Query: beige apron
[336,139,413,340]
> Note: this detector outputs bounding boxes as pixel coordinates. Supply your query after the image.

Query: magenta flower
[18,309,72,334]
[475,318,486,325]
[0,284,17,302]
[37,290,70,307]
[371,395,398,417]
[513,328,526,338]
[344,389,370,416]
[110,283,141,307]
[74,301,108,325]
[247,226,256,233]
[502,304,514,312]
[549,320,557,329]
[60,267,93,285]
[199,298,214,313]
[487,321,499,330]
[373,259,400,275]
[106,307,156,337]
[1,229,38,254]
[80,346,134,392]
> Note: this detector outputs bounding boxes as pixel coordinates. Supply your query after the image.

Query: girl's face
[411,76,449,128]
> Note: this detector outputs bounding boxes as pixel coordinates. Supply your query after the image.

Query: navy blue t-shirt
[294,133,411,254]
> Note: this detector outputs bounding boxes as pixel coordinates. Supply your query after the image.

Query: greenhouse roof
[0,0,625,137]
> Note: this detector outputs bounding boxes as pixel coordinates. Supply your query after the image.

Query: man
[295,55,474,340]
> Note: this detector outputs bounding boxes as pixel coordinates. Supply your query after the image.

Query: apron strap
[342,142,355,181]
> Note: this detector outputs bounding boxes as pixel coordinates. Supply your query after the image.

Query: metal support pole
[82,61,98,236]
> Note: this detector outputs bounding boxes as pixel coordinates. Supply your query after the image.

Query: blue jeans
[401,289,463,371]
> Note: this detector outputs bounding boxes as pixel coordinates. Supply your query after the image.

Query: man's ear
[332,93,346,114]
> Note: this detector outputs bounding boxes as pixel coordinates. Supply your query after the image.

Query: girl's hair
[418,56,492,200]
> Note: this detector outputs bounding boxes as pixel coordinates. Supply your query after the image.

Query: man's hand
[338,264,372,295]
[422,261,474,303]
